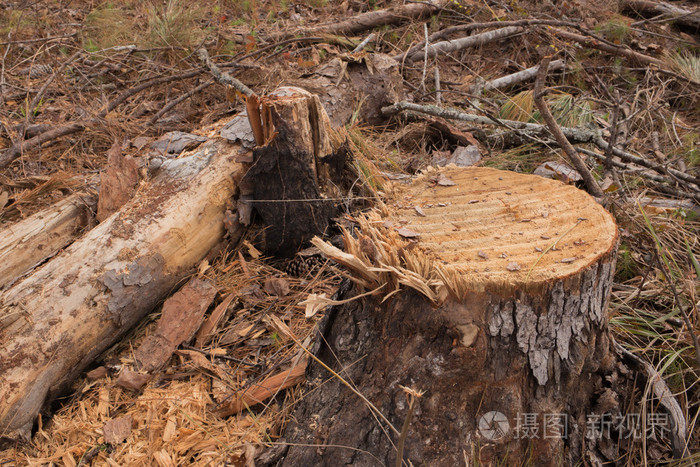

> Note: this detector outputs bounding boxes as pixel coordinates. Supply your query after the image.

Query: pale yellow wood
[0,193,96,288]
[0,138,244,437]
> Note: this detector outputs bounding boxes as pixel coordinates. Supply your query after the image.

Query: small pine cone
[285,255,325,277]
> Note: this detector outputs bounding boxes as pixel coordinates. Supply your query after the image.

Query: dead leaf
[0,191,8,209]
[103,415,133,444]
[506,262,521,271]
[197,260,210,275]
[115,369,150,391]
[264,277,290,297]
[396,227,420,238]
[86,366,108,380]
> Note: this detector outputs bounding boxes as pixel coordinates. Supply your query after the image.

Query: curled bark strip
[407,26,524,62]
[245,94,265,146]
[615,342,689,459]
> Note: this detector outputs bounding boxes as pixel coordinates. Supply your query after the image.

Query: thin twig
[533,56,604,198]
[352,33,376,53]
[150,78,214,124]
[421,23,429,92]
[434,66,441,105]
[603,90,621,173]
[197,48,254,97]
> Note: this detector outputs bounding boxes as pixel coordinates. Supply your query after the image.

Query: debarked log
[0,138,245,438]
[0,192,97,289]
[281,166,619,466]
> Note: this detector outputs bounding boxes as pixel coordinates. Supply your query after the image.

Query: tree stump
[243,87,346,257]
[281,166,619,466]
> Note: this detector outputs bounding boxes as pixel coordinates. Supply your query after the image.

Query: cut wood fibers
[387,166,618,291]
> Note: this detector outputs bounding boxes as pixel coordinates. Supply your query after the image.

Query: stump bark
[281,166,619,465]
[243,87,346,257]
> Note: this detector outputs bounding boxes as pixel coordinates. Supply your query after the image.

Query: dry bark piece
[115,369,151,391]
[283,166,619,465]
[0,192,97,289]
[215,362,307,417]
[86,366,109,380]
[133,278,217,372]
[97,141,139,222]
[150,131,207,156]
[103,415,133,444]
[195,293,235,348]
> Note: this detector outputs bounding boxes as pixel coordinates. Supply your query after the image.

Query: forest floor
[1,0,700,465]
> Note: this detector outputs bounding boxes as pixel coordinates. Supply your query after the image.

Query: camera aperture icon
[478,411,510,441]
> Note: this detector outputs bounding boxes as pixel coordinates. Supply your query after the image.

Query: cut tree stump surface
[282,166,620,466]
[387,166,617,289]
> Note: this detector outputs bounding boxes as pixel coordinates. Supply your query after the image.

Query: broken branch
[533,56,604,198]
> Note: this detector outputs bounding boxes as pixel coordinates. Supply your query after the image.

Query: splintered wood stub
[282,166,620,466]
[387,166,617,291]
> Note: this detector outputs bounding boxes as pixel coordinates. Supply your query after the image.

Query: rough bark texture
[280,167,620,465]
[0,138,244,438]
[244,87,346,257]
[0,192,97,289]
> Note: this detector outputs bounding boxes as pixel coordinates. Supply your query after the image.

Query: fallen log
[281,166,621,465]
[622,0,700,31]
[0,137,244,438]
[0,192,97,289]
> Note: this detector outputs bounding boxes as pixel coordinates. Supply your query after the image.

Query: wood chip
[436,173,456,186]
[397,227,420,238]
[478,251,489,260]
[414,206,426,217]
[264,277,290,297]
[561,257,576,263]
[506,262,521,271]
